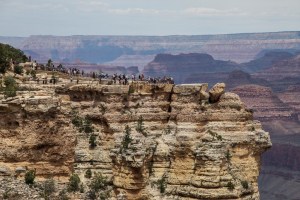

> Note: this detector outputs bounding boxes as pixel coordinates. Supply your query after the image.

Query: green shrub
[128,85,135,94]
[68,174,81,192]
[30,70,36,78]
[71,112,94,135]
[154,175,167,193]
[79,118,94,134]
[25,170,35,185]
[241,180,249,189]
[71,113,82,128]
[89,134,97,148]
[0,62,8,74]
[58,189,69,200]
[14,65,23,75]
[3,76,18,98]
[85,169,92,179]
[90,173,108,192]
[227,181,235,191]
[226,150,231,161]
[208,130,223,141]
[122,125,132,149]
[80,183,84,193]
[136,116,146,136]
[40,178,55,200]
[88,173,109,200]
[2,189,11,199]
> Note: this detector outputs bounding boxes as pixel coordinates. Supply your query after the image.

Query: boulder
[209,83,226,103]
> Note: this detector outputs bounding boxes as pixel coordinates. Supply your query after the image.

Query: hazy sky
[0,0,299,36]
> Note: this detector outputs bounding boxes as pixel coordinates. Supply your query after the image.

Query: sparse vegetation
[25,170,35,185]
[0,43,28,74]
[40,178,56,200]
[85,169,92,179]
[71,111,82,127]
[164,125,171,135]
[80,183,85,193]
[3,76,18,98]
[128,85,135,94]
[88,173,109,200]
[58,189,69,200]
[226,150,231,161]
[154,175,167,193]
[2,189,11,199]
[208,130,223,141]
[136,116,147,136]
[99,104,106,114]
[241,180,249,189]
[122,125,132,149]
[227,181,235,191]
[79,118,94,134]
[14,65,23,75]
[89,134,97,148]
[68,174,81,192]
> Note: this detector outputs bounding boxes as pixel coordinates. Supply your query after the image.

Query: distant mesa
[143,53,239,83]
[242,51,294,73]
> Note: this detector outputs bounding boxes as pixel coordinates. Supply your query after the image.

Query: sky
[0,0,299,36]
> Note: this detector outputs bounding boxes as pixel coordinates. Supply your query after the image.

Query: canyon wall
[1,31,300,66]
[0,82,271,199]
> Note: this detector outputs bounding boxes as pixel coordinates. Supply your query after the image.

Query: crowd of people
[35,63,174,85]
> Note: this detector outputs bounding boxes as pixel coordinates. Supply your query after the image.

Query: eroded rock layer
[0,83,271,199]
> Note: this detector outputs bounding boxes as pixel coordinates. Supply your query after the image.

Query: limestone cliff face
[0,82,271,199]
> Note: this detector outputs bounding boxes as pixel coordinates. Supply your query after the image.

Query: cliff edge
[0,81,271,199]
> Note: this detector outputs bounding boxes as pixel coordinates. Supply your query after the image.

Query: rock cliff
[0,81,271,199]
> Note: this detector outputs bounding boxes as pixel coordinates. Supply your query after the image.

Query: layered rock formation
[0,81,271,199]
[143,53,239,83]
[231,85,297,122]
[254,55,300,82]
[1,31,300,66]
[278,86,300,119]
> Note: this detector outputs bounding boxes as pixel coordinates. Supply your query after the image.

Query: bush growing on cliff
[25,170,35,185]
[14,65,23,75]
[153,174,167,194]
[227,181,235,191]
[128,85,135,94]
[71,112,82,127]
[68,174,81,192]
[208,130,223,141]
[58,189,69,200]
[71,112,94,135]
[89,134,97,148]
[78,118,92,133]
[226,150,232,161]
[136,116,147,136]
[241,180,249,189]
[122,125,132,149]
[88,173,109,200]
[40,178,56,200]
[3,76,18,98]
[85,169,92,178]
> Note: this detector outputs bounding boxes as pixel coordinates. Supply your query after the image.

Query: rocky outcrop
[0,81,271,199]
[209,83,225,103]
[0,93,75,180]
